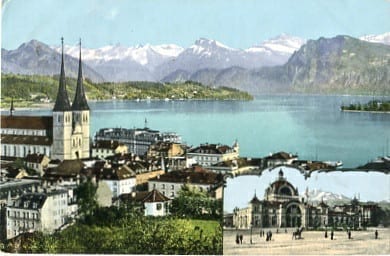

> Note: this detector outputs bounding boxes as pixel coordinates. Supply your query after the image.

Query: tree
[170,184,222,219]
[75,179,98,218]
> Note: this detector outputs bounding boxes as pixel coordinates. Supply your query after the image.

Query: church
[1,38,90,161]
[232,170,380,229]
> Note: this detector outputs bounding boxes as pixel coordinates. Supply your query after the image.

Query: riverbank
[223,228,390,255]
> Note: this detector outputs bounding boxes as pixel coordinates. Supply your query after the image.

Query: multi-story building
[146,141,187,171]
[94,127,181,156]
[0,38,90,161]
[186,142,239,167]
[97,165,136,198]
[232,170,381,229]
[5,189,71,239]
[91,140,128,159]
[148,167,224,199]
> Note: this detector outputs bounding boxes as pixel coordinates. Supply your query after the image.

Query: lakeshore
[223,228,390,255]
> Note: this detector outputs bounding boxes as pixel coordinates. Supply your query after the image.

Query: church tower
[71,39,90,159]
[52,37,73,160]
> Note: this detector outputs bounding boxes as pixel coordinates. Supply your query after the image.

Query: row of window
[2,144,49,157]
[56,113,89,123]
[8,210,39,220]
[2,129,45,136]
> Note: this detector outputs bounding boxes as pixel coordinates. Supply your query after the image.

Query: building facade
[187,142,239,167]
[6,189,70,239]
[95,127,181,156]
[232,170,380,229]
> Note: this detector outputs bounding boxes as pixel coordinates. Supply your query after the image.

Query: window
[156,203,162,210]
[162,184,165,189]
[170,192,174,197]
[171,185,174,190]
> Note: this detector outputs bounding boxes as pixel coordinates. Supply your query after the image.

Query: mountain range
[2,33,390,94]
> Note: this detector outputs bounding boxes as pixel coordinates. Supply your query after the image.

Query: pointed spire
[53,37,71,111]
[10,98,15,116]
[72,38,89,111]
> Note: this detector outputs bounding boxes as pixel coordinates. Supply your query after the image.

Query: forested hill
[0,74,253,108]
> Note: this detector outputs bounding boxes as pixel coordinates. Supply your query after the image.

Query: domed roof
[265,173,299,199]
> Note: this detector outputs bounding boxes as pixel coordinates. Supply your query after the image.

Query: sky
[2,0,390,50]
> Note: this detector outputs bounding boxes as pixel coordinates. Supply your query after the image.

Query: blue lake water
[8,94,390,210]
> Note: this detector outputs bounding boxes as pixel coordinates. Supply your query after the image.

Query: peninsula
[341,100,390,113]
[1,74,253,108]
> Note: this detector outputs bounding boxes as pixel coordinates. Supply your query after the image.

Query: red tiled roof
[92,140,121,150]
[142,189,171,203]
[149,169,223,185]
[1,134,52,146]
[1,115,52,130]
[188,143,234,155]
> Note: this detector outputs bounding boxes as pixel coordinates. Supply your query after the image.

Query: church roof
[1,115,52,130]
[53,39,71,112]
[72,41,89,111]
[1,134,52,146]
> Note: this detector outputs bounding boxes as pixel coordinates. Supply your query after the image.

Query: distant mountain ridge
[167,35,390,94]
[2,33,390,95]
[1,40,105,83]
[307,189,351,205]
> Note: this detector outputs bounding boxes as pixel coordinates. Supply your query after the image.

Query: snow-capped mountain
[360,32,390,45]
[51,43,184,82]
[49,35,305,82]
[157,35,305,81]
[247,34,306,55]
[306,189,351,205]
[1,40,105,82]
[55,43,183,67]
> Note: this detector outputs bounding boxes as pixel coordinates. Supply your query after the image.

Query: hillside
[285,35,390,94]
[0,74,253,108]
[165,36,390,95]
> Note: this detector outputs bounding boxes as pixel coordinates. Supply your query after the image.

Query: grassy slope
[0,74,253,108]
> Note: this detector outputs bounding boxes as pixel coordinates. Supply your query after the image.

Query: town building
[25,153,50,176]
[5,189,72,240]
[118,189,171,217]
[186,142,239,167]
[264,151,298,168]
[146,141,187,171]
[91,140,128,159]
[94,127,181,156]
[0,38,90,161]
[148,167,224,199]
[96,165,136,198]
[231,170,381,229]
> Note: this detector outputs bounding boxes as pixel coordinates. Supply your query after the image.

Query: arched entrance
[286,204,302,227]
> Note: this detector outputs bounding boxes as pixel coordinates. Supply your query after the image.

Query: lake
[8,94,390,210]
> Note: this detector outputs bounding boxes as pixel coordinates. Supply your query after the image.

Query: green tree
[76,179,98,218]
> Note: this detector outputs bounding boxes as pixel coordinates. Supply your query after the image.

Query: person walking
[330,230,334,240]
[325,230,328,238]
[236,233,240,244]
[239,234,243,244]
[375,230,378,239]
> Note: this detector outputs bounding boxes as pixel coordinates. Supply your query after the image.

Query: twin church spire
[53,37,89,112]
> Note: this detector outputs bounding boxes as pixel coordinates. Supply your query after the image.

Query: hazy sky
[2,0,390,49]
